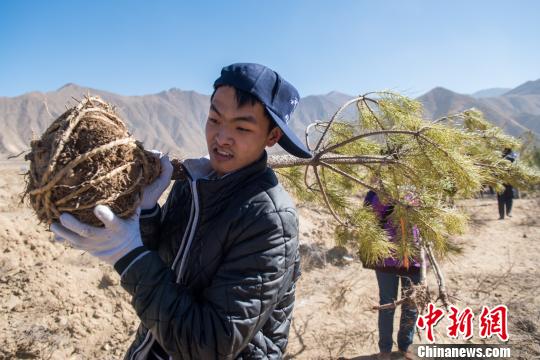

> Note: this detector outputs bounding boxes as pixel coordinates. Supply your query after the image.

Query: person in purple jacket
[364,190,421,360]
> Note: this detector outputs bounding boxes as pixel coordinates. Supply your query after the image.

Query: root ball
[24,96,161,226]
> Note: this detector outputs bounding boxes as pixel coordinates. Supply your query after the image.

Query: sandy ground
[0,161,538,359]
[288,197,540,359]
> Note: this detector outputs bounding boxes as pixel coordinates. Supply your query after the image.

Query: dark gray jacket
[114,151,301,360]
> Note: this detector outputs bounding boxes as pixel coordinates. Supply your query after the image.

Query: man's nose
[215,128,233,146]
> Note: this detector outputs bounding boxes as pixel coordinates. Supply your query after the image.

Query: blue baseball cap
[214,63,312,159]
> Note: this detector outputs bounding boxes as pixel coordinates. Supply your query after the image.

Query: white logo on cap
[290,98,299,109]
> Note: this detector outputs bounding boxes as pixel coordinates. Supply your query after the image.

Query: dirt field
[1,161,538,359]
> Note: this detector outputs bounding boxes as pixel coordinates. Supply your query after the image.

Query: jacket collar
[182,150,269,186]
[182,155,215,181]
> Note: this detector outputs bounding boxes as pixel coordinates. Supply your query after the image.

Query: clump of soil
[24,96,161,226]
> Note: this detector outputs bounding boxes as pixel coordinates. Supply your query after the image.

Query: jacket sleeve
[139,205,162,250]
[119,207,299,359]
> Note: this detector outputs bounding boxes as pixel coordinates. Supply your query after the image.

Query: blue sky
[1,0,538,97]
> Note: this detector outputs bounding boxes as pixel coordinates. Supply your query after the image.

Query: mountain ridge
[0,84,350,158]
[1,79,539,158]
[503,79,540,96]
[471,88,511,98]
[418,81,540,137]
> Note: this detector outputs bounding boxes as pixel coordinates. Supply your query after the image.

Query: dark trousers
[497,185,513,219]
[375,270,421,353]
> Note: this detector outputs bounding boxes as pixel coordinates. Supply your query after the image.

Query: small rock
[516,318,537,333]
[0,255,19,276]
[55,316,68,326]
[326,246,350,266]
[4,295,21,311]
[98,273,119,289]
[298,243,325,269]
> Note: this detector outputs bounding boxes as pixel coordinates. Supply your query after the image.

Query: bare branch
[319,160,377,193]
[321,129,424,155]
[7,150,29,159]
[423,242,451,310]
[313,165,348,226]
[314,96,365,152]
[360,96,386,129]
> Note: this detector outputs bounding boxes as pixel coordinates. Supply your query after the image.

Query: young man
[51,63,312,359]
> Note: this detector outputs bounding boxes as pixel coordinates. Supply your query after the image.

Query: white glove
[140,150,173,210]
[50,205,143,265]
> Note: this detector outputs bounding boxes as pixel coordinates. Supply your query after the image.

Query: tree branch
[423,242,451,310]
[313,96,365,152]
[321,129,424,155]
[313,165,348,226]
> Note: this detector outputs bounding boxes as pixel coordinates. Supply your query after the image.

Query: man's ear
[266,127,282,147]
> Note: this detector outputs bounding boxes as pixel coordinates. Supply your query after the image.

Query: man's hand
[141,150,173,210]
[50,205,143,265]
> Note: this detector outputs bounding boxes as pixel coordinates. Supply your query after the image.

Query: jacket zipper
[130,180,199,360]
[176,179,200,283]
[172,193,195,272]
[130,331,153,360]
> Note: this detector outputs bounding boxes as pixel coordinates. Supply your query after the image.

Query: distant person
[51,63,311,359]
[364,190,422,360]
[497,148,516,220]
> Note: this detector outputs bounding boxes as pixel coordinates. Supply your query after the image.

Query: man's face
[206,86,282,176]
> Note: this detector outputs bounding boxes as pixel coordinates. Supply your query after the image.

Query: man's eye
[208,117,218,124]
[237,127,251,132]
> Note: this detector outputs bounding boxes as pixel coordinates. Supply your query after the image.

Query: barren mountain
[0,85,350,159]
[471,87,511,98]
[1,79,539,159]
[504,79,540,96]
[418,80,540,137]
[0,84,210,158]
[0,84,350,156]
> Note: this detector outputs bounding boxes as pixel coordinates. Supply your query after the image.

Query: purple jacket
[363,190,421,272]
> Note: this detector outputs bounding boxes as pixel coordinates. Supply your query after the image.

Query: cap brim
[267,108,312,159]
